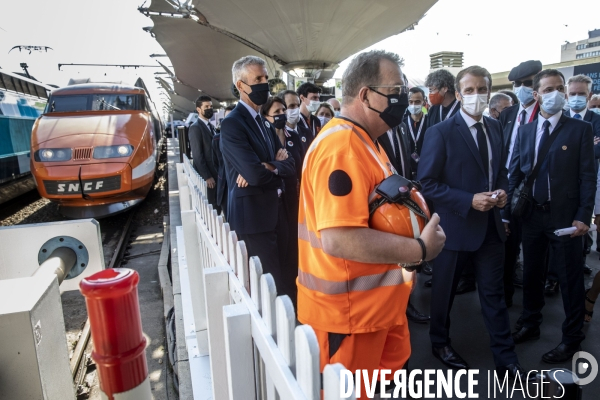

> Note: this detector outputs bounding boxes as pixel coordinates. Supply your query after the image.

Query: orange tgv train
[30,81,163,218]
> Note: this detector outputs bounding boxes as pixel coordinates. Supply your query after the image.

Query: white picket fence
[176,155,355,400]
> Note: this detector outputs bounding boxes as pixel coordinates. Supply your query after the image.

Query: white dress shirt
[386,128,406,177]
[199,114,213,131]
[570,108,588,119]
[532,111,562,201]
[506,102,538,169]
[239,100,266,139]
[460,110,493,190]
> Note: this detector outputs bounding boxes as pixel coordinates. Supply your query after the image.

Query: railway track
[70,210,137,397]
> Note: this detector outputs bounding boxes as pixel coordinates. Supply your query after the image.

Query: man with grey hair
[326,98,341,117]
[590,93,600,115]
[543,74,600,288]
[297,49,445,394]
[220,55,295,296]
[488,93,513,120]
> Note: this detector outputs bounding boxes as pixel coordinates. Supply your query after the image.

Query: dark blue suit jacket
[567,110,600,161]
[417,112,508,251]
[498,103,540,152]
[220,102,295,235]
[505,113,596,229]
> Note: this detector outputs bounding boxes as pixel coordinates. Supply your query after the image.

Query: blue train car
[0,70,52,204]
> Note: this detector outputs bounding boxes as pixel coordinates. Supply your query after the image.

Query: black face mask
[202,108,214,119]
[242,81,270,106]
[272,114,287,129]
[367,89,409,128]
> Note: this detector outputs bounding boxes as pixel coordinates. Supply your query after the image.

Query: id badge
[411,152,420,163]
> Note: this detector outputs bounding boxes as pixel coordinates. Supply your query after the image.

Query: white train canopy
[143,0,437,101]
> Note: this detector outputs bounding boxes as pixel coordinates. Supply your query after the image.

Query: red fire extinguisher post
[80,268,152,400]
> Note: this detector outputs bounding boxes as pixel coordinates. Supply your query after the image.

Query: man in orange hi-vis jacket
[297,50,446,397]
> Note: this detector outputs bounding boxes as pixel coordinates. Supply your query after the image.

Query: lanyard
[299,114,317,136]
[407,117,425,147]
[440,100,459,122]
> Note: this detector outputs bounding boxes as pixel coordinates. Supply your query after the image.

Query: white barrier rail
[176,154,355,400]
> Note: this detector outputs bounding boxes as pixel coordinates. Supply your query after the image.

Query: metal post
[32,247,77,285]
[80,268,152,400]
[178,125,188,163]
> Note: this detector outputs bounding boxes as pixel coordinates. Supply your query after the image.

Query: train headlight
[93,144,134,159]
[34,148,72,162]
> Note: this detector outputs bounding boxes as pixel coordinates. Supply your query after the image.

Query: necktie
[207,122,215,135]
[519,109,527,126]
[391,130,405,177]
[475,123,489,181]
[255,115,274,159]
[574,113,582,119]
[533,120,551,204]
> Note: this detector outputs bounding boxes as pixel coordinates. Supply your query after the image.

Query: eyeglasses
[369,85,409,95]
[513,80,533,88]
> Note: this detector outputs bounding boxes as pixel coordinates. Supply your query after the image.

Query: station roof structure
[143,0,438,102]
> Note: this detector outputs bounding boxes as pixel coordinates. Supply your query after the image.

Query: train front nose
[34,162,132,201]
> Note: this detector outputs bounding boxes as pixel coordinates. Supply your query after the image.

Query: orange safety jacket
[297,117,413,334]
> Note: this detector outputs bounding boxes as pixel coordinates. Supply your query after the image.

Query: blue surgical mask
[591,108,600,115]
[539,90,566,115]
[514,85,534,106]
[567,95,587,112]
[407,104,422,115]
[334,110,341,118]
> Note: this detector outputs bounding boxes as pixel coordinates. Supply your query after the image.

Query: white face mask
[539,90,566,115]
[307,100,320,113]
[318,116,331,126]
[286,107,300,125]
[407,104,422,115]
[590,108,600,115]
[461,93,488,116]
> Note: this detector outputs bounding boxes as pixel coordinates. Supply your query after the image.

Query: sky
[1,0,599,117]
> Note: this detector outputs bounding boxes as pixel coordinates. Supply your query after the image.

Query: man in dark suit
[507,69,596,363]
[189,95,220,213]
[424,69,461,127]
[378,122,430,324]
[544,75,600,292]
[220,55,295,292]
[296,82,322,139]
[211,104,235,219]
[402,87,428,177]
[418,65,523,377]
[499,60,543,307]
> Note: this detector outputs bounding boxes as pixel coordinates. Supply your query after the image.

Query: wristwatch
[399,238,426,271]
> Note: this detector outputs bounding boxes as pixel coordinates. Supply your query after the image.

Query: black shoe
[512,327,540,344]
[432,345,469,370]
[406,302,430,324]
[542,342,581,364]
[455,279,476,295]
[496,364,529,380]
[544,280,559,295]
[422,261,433,276]
[424,278,432,288]
[515,315,523,331]
[584,265,593,275]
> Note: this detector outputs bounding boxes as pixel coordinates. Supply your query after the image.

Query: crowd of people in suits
[186,53,600,380]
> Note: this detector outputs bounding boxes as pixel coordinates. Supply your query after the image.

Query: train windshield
[47,94,143,112]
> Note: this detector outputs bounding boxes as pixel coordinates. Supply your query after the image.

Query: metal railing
[176,154,355,400]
